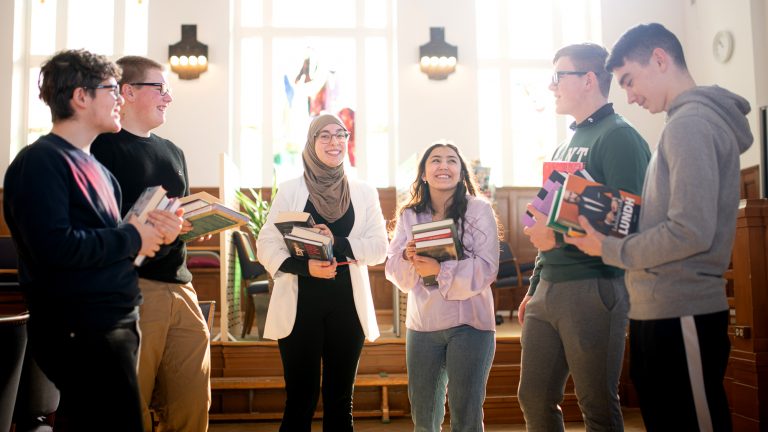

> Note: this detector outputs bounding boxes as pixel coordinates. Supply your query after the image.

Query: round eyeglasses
[315,131,350,144]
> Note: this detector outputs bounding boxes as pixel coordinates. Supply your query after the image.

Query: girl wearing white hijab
[256,113,388,431]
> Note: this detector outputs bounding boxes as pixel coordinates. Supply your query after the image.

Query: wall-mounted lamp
[168,25,208,80]
[419,27,458,80]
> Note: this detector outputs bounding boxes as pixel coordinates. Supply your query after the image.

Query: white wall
[600,0,685,150]
[682,0,761,170]
[396,0,479,167]
[0,0,16,173]
[147,0,232,187]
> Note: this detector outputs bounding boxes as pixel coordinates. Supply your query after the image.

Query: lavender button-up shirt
[385,196,499,332]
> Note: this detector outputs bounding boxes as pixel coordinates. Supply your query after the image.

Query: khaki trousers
[137,279,211,432]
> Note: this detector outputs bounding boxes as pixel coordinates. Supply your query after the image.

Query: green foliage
[235,179,277,239]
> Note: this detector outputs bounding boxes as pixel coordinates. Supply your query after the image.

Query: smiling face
[613,57,666,114]
[313,123,348,168]
[550,56,588,117]
[86,78,123,134]
[130,68,172,131]
[422,145,461,193]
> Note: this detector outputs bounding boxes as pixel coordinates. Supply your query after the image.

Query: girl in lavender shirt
[385,142,499,432]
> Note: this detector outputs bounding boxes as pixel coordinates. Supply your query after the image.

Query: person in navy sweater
[3,49,177,431]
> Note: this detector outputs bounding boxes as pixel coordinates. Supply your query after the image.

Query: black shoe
[495,314,503,325]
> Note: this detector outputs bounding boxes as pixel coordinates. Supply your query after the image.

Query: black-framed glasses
[129,82,171,96]
[85,84,121,98]
[551,71,588,85]
[315,131,350,144]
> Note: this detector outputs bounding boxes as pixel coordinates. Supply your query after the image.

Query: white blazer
[256,176,388,342]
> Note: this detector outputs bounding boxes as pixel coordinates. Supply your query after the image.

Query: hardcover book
[283,226,333,261]
[547,174,641,238]
[179,203,249,242]
[522,165,594,228]
[412,218,463,286]
[274,211,316,235]
[128,186,183,265]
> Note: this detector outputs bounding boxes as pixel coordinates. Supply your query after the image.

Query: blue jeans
[406,325,495,432]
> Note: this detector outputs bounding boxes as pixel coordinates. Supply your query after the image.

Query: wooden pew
[210,372,408,423]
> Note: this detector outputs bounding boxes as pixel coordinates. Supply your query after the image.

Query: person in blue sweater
[567,23,753,431]
[3,49,176,431]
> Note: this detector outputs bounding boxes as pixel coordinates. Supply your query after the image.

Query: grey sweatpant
[518,276,629,432]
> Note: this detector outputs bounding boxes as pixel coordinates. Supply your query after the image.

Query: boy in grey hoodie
[566,23,752,431]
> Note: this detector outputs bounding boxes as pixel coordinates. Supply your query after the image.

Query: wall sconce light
[419,27,458,80]
[168,24,208,80]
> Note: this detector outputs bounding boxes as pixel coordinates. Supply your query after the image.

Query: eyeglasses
[129,82,171,96]
[551,71,588,85]
[85,84,121,98]
[315,131,350,144]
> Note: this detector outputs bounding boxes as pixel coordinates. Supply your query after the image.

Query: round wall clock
[713,30,734,63]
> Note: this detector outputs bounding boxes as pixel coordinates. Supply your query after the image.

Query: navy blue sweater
[3,134,142,329]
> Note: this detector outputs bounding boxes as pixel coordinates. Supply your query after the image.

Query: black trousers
[630,310,731,432]
[28,318,143,432]
[278,274,365,432]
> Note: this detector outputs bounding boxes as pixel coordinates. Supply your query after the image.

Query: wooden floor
[209,407,646,431]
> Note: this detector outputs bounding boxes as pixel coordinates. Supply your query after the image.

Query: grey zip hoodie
[602,85,753,320]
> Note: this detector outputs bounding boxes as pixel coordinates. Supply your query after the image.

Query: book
[522,166,594,228]
[283,226,333,261]
[412,219,463,286]
[178,191,221,213]
[127,186,183,266]
[274,211,316,235]
[179,203,250,242]
[542,161,585,184]
[126,186,168,224]
[547,174,641,238]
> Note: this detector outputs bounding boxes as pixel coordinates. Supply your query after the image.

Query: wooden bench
[210,372,408,423]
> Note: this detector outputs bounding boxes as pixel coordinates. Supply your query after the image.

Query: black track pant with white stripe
[629,310,731,432]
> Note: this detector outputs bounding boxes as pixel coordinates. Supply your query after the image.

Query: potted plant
[235,179,277,239]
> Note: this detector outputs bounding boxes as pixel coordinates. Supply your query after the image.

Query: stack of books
[522,161,589,228]
[275,211,333,261]
[412,218,463,286]
[178,191,250,242]
[127,185,181,265]
[547,175,641,238]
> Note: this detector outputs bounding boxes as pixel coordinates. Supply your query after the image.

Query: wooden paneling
[726,199,768,429]
[493,187,539,264]
[741,165,760,200]
[208,336,583,424]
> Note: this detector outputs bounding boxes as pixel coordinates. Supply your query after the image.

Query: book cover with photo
[522,162,593,228]
[547,174,641,238]
[283,226,333,261]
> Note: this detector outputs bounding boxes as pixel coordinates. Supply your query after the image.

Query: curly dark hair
[38,49,121,122]
[395,141,485,253]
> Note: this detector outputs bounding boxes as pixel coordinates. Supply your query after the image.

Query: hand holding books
[523,204,557,251]
[563,215,605,256]
[410,218,463,286]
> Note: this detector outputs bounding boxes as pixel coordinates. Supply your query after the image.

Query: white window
[476,0,601,186]
[234,0,395,187]
[13,0,149,152]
